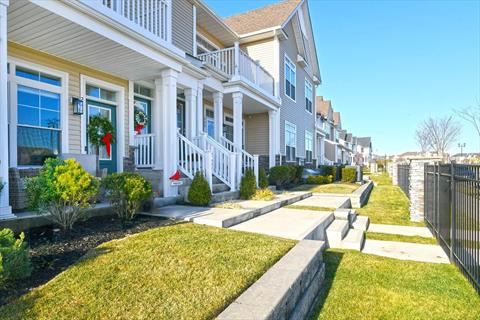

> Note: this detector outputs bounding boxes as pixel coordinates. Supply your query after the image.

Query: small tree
[0,228,32,285]
[240,168,257,200]
[455,104,480,151]
[188,172,212,206]
[87,116,115,176]
[415,115,461,156]
[258,168,269,189]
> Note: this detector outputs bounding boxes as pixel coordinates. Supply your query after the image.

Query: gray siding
[245,113,269,155]
[172,0,193,55]
[279,19,316,162]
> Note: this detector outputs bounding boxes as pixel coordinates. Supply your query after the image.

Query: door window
[87,105,112,161]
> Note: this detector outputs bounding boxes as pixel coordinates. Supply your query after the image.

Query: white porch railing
[82,0,171,43]
[195,134,237,191]
[134,133,155,168]
[178,132,212,189]
[198,45,275,96]
[220,136,259,187]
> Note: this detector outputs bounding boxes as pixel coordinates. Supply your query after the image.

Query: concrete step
[212,183,230,194]
[326,219,349,246]
[210,190,239,204]
[340,229,365,251]
[352,215,370,231]
[333,208,351,220]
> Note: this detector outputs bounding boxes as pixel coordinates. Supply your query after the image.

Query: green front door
[87,100,117,174]
[134,97,151,134]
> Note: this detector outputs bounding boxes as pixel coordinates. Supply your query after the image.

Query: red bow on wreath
[102,132,113,157]
[134,123,144,134]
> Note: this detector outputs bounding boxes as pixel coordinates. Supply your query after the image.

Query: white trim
[196,32,220,54]
[284,53,296,102]
[80,74,125,172]
[128,80,134,146]
[7,58,69,167]
[192,5,197,57]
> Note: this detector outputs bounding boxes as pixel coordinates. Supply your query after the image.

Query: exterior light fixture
[72,97,84,115]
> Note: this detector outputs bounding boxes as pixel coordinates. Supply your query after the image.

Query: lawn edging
[218,240,326,320]
[350,180,374,208]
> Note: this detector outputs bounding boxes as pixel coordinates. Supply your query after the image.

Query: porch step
[339,229,365,251]
[211,190,240,204]
[333,208,351,220]
[212,183,230,194]
[325,220,349,247]
[352,215,370,231]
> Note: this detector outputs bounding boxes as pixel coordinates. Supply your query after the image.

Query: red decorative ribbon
[134,123,144,134]
[169,170,181,181]
[102,132,113,157]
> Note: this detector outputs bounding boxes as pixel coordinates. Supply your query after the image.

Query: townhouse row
[0,0,371,218]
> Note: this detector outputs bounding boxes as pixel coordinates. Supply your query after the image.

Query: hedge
[306,175,333,185]
[341,167,357,183]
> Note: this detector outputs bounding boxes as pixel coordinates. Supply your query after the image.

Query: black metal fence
[424,163,480,292]
[398,164,410,198]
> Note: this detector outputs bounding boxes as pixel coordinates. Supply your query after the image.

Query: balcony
[197,45,275,97]
[79,0,171,44]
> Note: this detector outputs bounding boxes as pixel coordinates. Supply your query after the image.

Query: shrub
[258,168,269,189]
[292,166,304,185]
[251,188,276,201]
[188,172,212,206]
[341,167,357,183]
[103,173,152,222]
[25,158,99,231]
[240,168,257,200]
[0,228,32,286]
[319,165,337,181]
[268,165,296,189]
[306,175,333,185]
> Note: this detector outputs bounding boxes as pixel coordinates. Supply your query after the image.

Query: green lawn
[357,173,424,226]
[0,223,295,319]
[366,232,437,245]
[311,249,480,320]
[292,183,359,194]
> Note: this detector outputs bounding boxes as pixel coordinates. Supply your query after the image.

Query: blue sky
[205,0,480,155]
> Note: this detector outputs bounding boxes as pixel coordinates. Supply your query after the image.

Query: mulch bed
[0,214,176,306]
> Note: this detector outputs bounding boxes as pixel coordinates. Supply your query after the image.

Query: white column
[268,110,277,168]
[234,41,240,77]
[233,92,243,183]
[153,79,163,170]
[213,92,223,141]
[196,83,204,136]
[184,88,197,140]
[0,0,13,219]
[160,69,179,197]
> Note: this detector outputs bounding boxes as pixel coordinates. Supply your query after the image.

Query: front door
[87,100,117,173]
[134,97,151,134]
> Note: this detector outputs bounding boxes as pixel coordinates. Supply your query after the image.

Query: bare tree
[415,127,431,154]
[455,104,480,151]
[416,116,461,156]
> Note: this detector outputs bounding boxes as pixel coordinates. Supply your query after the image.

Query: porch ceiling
[7,1,170,81]
[223,92,271,115]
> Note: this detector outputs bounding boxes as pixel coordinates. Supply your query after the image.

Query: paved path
[292,195,350,209]
[362,239,449,264]
[368,223,433,238]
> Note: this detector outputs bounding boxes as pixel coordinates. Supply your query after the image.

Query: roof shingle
[223,0,301,35]
[316,96,332,117]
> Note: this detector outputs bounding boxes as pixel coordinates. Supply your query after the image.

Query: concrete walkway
[362,239,449,264]
[291,194,350,209]
[368,223,433,238]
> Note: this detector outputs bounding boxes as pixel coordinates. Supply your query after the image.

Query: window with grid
[284,55,296,101]
[285,121,297,162]
[305,130,313,163]
[305,79,313,113]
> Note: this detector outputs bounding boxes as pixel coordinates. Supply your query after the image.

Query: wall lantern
[71,97,84,115]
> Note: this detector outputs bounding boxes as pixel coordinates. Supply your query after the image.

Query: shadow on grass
[308,250,344,319]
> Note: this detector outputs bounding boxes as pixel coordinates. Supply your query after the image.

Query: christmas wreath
[134,110,149,134]
[87,115,115,157]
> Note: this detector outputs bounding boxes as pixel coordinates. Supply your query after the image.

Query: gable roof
[316,96,332,118]
[333,112,341,127]
[223,0,301,35]
[357,137,372,148]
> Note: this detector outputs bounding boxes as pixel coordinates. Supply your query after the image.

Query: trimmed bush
[319,165,337,181]
[251,188,276,201]
[306,175,333,185]
[0,228,32,286]
[103,173,152,222]
[25,158,99,231]
[240,168,257,200]
[188,172,212,206]
[258,168,269,189]
[268,165,296,189]
[341,167,357,183]
[292,165,304,185]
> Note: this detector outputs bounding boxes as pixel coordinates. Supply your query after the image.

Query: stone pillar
[213,92,223,141]
[409,160,427,222]
[0,0,13,219]
[184,88,197,140]
[268,110,277,168]
[160,69,179,197]
[196,83,204,137]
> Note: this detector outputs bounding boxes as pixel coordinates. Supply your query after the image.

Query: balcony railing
[198,45,275,96]
[134,133,155,168]
[81,0,171,43]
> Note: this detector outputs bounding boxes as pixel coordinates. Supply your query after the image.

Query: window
[14,65,64,166]
[284,55,296,101]
[305,79,313,113]
[305,130,313,163]
[285,121,297,162]
[134,83,152,98]
[196,33,219,55]
[205,109,215,138]
[223,115,234,142]
[86,84,116,102]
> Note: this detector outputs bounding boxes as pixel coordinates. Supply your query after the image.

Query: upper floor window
[284,55,296,101]
[197,33,219,55]
[305,130,313,163]
[285,121,297,162]
[305,79,313,113]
